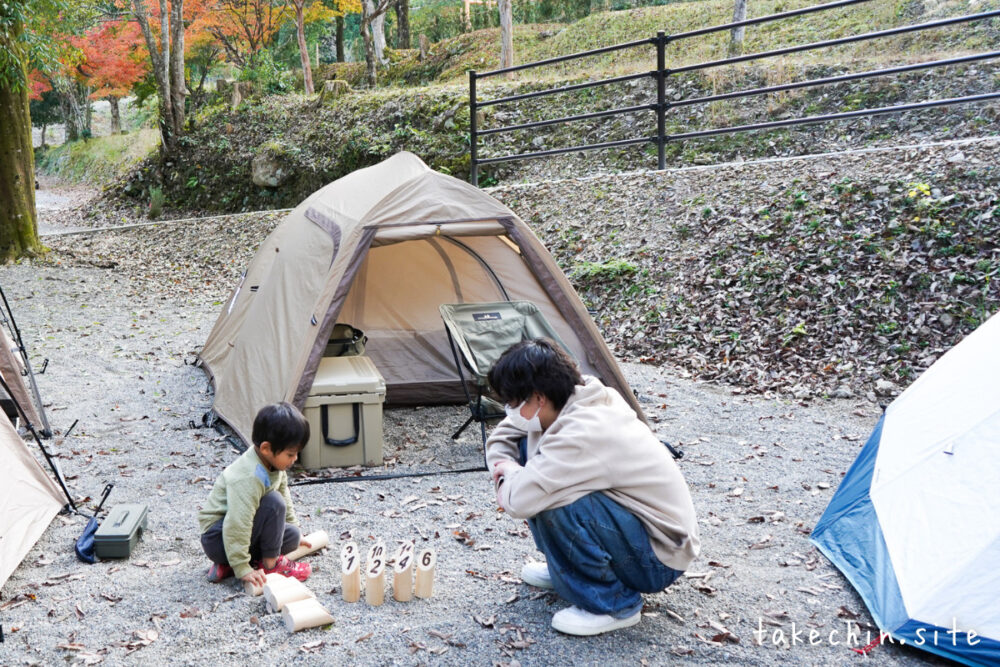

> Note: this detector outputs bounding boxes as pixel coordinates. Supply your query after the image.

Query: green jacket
[198,447,298,579]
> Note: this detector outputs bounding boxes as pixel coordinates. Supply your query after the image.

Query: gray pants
[201,491,301,566]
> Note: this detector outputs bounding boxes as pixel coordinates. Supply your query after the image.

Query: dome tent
[199,152,643,446]
[812,310,1000,665]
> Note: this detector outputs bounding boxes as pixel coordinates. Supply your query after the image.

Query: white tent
[812,310,1000,665]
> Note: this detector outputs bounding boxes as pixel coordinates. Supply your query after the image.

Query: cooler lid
[310,356,386,396]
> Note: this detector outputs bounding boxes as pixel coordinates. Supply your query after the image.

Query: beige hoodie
[486,375,700,571]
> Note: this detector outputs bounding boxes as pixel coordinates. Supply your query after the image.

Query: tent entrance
[335,235,513,406]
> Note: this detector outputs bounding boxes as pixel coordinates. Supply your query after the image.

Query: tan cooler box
[301,356,386,469]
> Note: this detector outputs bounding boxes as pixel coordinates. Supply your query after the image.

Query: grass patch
[358,0,999,89]
[38,129,159,184]
[572,258,638,281]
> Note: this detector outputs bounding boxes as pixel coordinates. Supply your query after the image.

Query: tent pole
[0,374,77,511]
[0,284,52,437]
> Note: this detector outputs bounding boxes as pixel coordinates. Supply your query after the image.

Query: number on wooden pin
[365,542,387,606]
[415,548,436,599]
[392,540,415,602]
[341,541,361,603]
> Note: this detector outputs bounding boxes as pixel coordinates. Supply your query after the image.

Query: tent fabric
[812,310,1000,665]
[0,411,63,591]
[200,152,642,446]
[0,326,42,428]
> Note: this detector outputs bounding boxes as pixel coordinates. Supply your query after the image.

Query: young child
[486,338,700,636]
[199,402,313,587]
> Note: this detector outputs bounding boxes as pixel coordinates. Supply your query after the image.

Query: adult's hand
[491,459,521,486]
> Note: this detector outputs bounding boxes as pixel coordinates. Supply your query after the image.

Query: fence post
[469,70,478,186]
[656,30,666,171]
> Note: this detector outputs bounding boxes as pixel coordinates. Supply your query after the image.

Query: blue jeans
[518,438,683,617]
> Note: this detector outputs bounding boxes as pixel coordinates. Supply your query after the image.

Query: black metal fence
[468,0,1000,184]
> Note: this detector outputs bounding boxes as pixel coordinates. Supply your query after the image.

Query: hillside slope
[48,138,1000,400]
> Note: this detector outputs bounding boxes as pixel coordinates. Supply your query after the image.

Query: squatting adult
[487,338,700,636]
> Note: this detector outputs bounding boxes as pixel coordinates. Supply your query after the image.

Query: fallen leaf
[473,614,496,628]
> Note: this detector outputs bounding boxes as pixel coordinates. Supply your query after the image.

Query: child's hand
[241,569,266,588]
[299,538,312,550]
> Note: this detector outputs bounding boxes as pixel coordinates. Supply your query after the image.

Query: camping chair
[439,301,573,456]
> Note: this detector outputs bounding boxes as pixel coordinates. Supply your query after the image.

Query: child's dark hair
[487,338,582,410]
[252,402,310,453]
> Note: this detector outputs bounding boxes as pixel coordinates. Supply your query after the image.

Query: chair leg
[479,419,489,469]
[452,414,476,440]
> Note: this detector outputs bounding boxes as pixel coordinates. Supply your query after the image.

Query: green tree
[1,3,46,260]
[1,0,88,260]
[29,87,61,148]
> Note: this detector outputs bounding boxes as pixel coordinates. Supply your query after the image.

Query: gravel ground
[0,191,954,665]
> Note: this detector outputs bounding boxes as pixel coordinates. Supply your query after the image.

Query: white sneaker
[520,561,554,589]
[551,606,641,636]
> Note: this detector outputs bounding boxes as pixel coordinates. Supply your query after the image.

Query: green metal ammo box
[93,504,148,559]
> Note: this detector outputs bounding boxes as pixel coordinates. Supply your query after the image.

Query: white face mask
[505,399,543,433]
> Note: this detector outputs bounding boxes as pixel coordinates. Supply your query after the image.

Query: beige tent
[199,152,643,445]
[0,411,63,590]
[0,326,43,429]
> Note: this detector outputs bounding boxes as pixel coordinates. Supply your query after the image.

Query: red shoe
[206,562,234,582]
[260,555,311,582]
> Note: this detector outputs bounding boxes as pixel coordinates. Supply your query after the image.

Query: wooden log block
[365,542,386,606]
[392,541,415,602]
[341,541,361,603]
[264,577,315,613]
[285,530,329,561]
[281,597,334,632]
[244,571,289,597]
[414,548,436,599]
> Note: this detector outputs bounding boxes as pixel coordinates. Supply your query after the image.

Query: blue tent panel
[891,619,1000,666]
[812,417,909,632]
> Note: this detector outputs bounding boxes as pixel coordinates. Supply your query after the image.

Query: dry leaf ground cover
[495,136,1000,401]
[2,142,982,664]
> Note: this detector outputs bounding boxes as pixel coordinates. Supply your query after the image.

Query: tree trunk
[40,124,47,148]
[361,9,379,86]
[132,0,185,157]
[0,29,41,261]
[108,96,121,134]
[59,92,79,142]
[498,0,513,74]
[55,80,86,142]
[372,8,387,65]
[395,0,410,50]
[336,15,345,62]
[729,0,747,56]
[295,4,314,94]
[169,0,186,138]
[84,87,92,137]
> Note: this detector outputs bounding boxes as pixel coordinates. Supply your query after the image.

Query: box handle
[321,403,360,447]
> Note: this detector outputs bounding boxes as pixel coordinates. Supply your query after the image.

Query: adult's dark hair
[252,402,310,453]
[487,338,582,410]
